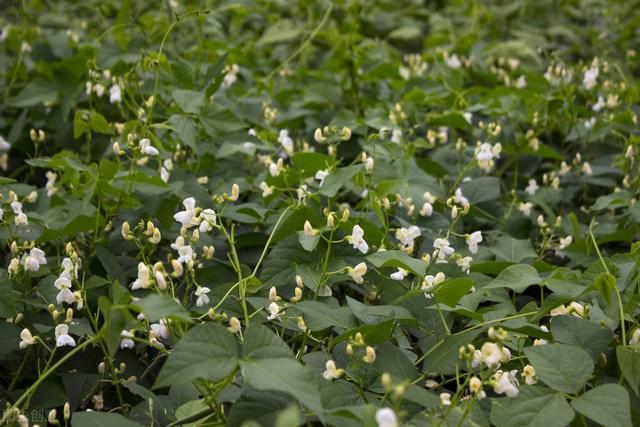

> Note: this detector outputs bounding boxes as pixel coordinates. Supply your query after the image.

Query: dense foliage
[1,0,640,426]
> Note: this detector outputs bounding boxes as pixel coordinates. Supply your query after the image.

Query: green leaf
[242,323,293,360]
[240,358,323,416]
[490,385,574,427]
[320,165,362,197]
[524,344,594,393]
[291,301,355,330]
[154,323,239,388]
[131,294,192,322]
[72,412,143,427]
[90,111,113,134]
[617,346,640,395]
[490,236,537,263]
[258,19,301,45]
[550,316,613,361]
[388,26,421,41]
[366,250,427,276]
[421,329,482,375]
[571,384,632,427]
[291,152,337,178]
[484,264,540,293]
[435,277,474,307]
[461,177,501,204]
[297,230,320,252]
[172,89,206,114]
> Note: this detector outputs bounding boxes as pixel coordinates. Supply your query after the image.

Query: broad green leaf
[490,385,574,427]
[172,89,206,114]
[490,236,537,263]
[131,294,192,322]
[242,323,293,360]
[461,177,501,204]
[154,323,239,388]
[524,344,594,393]
[421,329,482,375]
[291,301,355,330]
[550,315,612,360]
[366,250,427,276]
[571,384,632,427]
[435,277,474,307]
[616,346,640,395]
[258,19,301,45]
[291,152,337,177]
[72,412,143,427]
[240,358,323,416]
[297,230,320,252]
[484,264,540,293]
[320,165,362,197]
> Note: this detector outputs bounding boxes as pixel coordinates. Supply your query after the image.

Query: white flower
[222,64,239,88]
[433,238,455,261]
[514,75,527,88]
[453,188,469,208]
[391,128,402,144]
[584,117,596,129]
[480,342,504,369]
[582,162,592,176]
[278,129,294,155]
[60,257,78,280]
[131,262,152,290]
[469,376,486,399]
[592,95,605,112]
[259,182,273,197]
[198,208,217,232]
[54,276,74,305]
[347,225,369,254]
[109,84,121,103]
[267,302,281,320]
[161,167,170,182]
[315,170,329,187]
[303,220,318,237]
[149,321,169,347]
[120,330,135,349]
[457,256,473,273]
[365,157,374,172]
[139,138,159,156]
[446,53,462,69]
[347,262,367,284]
[422,272,445,298]
[19,328,36,349]
[174,197,199,227]
[375,408,398,427]
[475,142,501,172]
[177,245,194,265]
[322,360,342,380]
[395,226,420,249]
[493,370,519,398]
[439,392,451,406]
[522,365,537,385]
[55,324,76,347]
[518,202,533,216]
[420,202,433,217]
[466,231,482,254]
[559,235,573,250]
[45,171,58,197]
[22,247,47,273]
[629,328,640,346]
[583,66,599,90]
[195,286,210,307]
[390,268,408,281]
[0,135,10,151]
[525,179,538,195]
